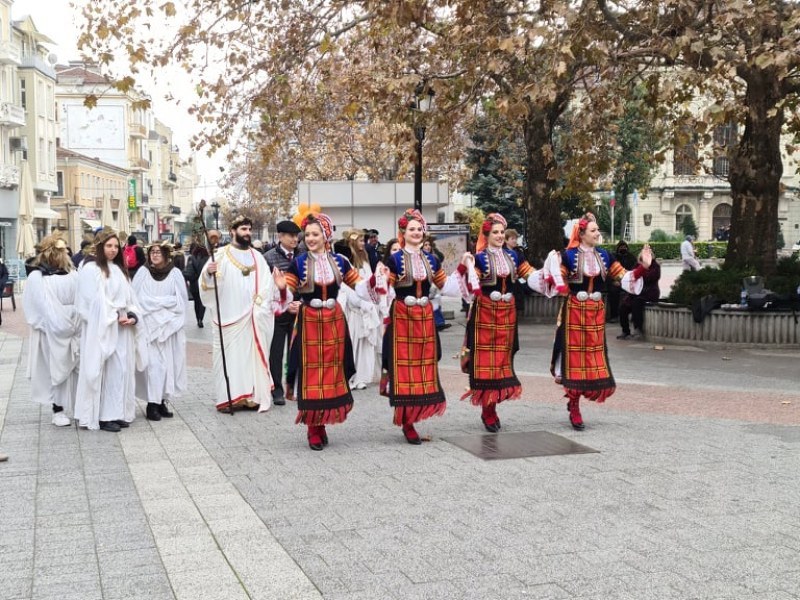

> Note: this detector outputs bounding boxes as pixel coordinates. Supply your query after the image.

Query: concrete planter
[644,303,800,348]
[522,293,561,323]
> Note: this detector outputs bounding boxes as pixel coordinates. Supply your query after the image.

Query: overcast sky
[12,0,224,200]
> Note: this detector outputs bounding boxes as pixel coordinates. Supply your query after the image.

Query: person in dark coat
[183,245,211,327]
[608,240,637,322]
[617,253,661,340]
[264,220,302,406]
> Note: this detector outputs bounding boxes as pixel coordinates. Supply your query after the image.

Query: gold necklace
[226,246,254,276]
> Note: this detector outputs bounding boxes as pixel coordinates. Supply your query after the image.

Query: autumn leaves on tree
[79,0,800,272]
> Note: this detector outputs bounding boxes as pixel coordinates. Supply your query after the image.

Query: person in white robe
[200,215,287,412]
[74,229,147,432]
[337,230,382,389]
[133,242,188,421]
[23,234,80,426]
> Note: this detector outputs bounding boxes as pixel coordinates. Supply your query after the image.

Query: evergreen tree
[461,116,525,232]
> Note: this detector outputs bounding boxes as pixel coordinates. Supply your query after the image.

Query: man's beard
[234,233,252,248]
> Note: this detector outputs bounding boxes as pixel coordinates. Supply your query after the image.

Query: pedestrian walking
[281,213,381,451]
[381,209,475,445]
[545,214,653,430]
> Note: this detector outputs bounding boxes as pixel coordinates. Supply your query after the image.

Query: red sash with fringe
[461,295,521,406]
[561,295,616,402]
[294,303,354,425]
[385,300,446,425]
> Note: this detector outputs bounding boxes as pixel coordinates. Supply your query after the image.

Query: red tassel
[461,385,522,407]
[295,405,352,425]
[393,403,446,426]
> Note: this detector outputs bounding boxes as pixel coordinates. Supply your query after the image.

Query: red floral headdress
[397,208,426,247]
[567,213,596,249]
[301,212,335,244]
[476,212,508,253]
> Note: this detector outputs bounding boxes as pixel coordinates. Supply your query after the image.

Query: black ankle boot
[146,403,162,421]
[158,400,174,418]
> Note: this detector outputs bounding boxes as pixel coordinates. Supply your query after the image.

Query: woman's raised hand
[273,267,287,290]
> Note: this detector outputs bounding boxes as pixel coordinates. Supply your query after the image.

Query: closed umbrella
[16,161,36,258]
[117,202,131,236]
[101,194,115,228]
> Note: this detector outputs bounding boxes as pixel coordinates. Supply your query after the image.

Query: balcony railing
[0,102,26,127]
[19,54,56,79]
[0,42,21,65]
[129,123,147,138]
[130,157,150,171]
[0,164,20,189]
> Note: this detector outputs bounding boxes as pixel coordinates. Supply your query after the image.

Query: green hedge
[667,254,800,305]
[598,241,727,260]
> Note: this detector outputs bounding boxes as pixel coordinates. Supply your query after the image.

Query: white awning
[81,218,102,230]
[172,215,188,223]
[34,207,61,219]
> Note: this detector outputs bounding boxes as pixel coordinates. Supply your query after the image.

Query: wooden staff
[197,200,234,415]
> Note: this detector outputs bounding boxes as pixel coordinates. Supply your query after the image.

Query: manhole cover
[443,430,599,460]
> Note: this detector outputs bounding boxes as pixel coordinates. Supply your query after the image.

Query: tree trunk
[726,68,783,275]
[522,104,567,263]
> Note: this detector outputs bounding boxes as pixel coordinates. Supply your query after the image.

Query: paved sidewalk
[1,302,799,600]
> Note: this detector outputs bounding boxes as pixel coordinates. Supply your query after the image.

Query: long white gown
[337,262,382,387]
[133,266,188,405]
[199,245,281,411]
[74,262,147,429]
[23,269,81,416]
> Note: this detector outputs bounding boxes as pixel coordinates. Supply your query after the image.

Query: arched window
[712,203,732,239]
[675,204,693,231]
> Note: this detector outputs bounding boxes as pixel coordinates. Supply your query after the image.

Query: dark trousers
[619,296,646,335]
[433,307,445,327]
[270,314,295,398]
[189,281,205,322]
[607,286,622,320]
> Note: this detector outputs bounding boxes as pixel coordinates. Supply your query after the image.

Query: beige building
[0,0,24,258]
[56,61,156,239]
[14,14,59,239]
[52,147,129,248]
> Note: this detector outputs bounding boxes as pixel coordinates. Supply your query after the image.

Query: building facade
[53,146,129,249]
[0,0,23,259]
[14,15,59,240]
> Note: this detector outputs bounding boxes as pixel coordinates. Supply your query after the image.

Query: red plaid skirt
[461,295,521,406]
[556,296,615,402]
[288,303,355,425]
[382,300,446,425]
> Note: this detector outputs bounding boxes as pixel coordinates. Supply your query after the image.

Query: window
[675,204,693,231]
[20,79,26,110]
[673,134,698,176]
[56,171,64,197]
[713,123,736,178]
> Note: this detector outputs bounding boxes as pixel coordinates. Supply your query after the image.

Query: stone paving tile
[4,316,800,600]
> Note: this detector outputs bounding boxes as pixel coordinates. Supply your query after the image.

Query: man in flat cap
[264,220,301,405]
[201,216,286,412]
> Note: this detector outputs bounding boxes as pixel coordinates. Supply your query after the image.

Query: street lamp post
[411,83,435,212]
[210,201,220,230]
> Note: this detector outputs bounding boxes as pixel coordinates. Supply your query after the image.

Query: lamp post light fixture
[411,83,435,212]
[210,201,220,230]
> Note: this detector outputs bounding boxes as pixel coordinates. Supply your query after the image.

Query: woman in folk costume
[544,214,652,430]
[337,229,382,390]
[74,229,147,432]
[133,242,188,421]
[460,213,543,432]
[23,233,81,427]
[382,209,477,445]
[282,213,384,451]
